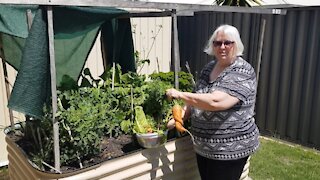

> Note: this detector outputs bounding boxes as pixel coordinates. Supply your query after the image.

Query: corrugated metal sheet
[0,61,25,165]
[131,16,172,74]
[6,134,250,180]
[178,6,320,149]
[6,136,199,180]
[82,16,172,77]
[77,15,173,80]
[84,32,104,79]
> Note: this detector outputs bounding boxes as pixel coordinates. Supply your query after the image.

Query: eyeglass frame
[212,40,235,47]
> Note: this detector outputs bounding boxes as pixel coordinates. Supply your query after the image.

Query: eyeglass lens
[213,40,234,47]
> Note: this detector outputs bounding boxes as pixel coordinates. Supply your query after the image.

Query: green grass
[250,138,320,180]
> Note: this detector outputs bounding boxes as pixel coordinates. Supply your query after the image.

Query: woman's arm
[166,89,239,111]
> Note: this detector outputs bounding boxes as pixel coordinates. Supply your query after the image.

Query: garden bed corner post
[47,6,61,171]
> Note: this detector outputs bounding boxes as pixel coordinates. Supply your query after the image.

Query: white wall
[131,16,172,74]
[82,32,105,79]
[0,61,25,166]
[81,17,172,77]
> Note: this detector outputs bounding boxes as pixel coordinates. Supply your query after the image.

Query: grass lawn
[0,166,8,180]
[250,137,320,180]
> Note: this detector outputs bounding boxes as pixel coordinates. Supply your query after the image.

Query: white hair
[204,24,244,57]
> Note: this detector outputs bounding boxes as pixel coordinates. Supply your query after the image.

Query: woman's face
[212,31,236,63]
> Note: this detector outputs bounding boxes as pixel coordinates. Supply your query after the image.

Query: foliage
[16,108,54,171]
[118,78,173,135]
[134,50,150,72]
[214,0,263,7]
[133,106,155,134]
[55,65,175,165]
[57,87,127,166]
[0,166,8,179]
[18,64,193,169]
[149,71,194,92]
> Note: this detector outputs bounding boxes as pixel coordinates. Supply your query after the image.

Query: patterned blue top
[191,57,260,160]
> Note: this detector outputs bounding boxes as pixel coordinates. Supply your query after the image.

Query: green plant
[119,79,173,135]
[143,80,172,121]
[149,71,194,92]
[57,86,127,166]
[20,64,186,169]
[54,65,157,166]
[0,166,8,179]
[16,107,54,171]
[132,106,155,134]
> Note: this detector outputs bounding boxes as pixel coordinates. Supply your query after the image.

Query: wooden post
[47,6,60,171]
[172,10,180,89]
[256,19,266,84]
[0,0,287,15]
[26,9,33,30]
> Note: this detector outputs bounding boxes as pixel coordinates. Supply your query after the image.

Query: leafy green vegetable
[120,120,132,134]
[149,71,194,92]
[133,106,155,134]
[143,80,172,122]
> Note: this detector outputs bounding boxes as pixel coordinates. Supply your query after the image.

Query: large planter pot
[5,127,250,180]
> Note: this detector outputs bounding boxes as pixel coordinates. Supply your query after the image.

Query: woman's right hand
[166,88,182,100]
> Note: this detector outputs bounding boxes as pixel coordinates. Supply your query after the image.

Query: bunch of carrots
[172,104,186,133]
[171,102,195,143]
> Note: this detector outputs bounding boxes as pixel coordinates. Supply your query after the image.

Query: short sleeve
[213,64,257,103]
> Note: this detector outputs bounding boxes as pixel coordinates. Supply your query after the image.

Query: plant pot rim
[135,130,168,137]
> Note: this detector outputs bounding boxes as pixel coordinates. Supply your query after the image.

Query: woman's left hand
[167,118,176,130]
[166,88,182,99]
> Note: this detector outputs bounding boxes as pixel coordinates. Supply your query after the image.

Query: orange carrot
[175,121,186,133]
[172,104,186,133]
[172,104,184,125]
[172,103,195,144]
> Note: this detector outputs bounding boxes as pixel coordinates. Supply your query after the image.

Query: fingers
[167,119,175,130]
[165,88,173,97]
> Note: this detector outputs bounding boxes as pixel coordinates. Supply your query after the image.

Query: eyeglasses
[212,40,235,47]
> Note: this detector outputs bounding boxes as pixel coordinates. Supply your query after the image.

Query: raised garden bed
[5,130,250,179]
[5,128,200,180]
[4,69,250,179]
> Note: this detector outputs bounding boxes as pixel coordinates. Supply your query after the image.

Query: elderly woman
[166,24,259,180]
